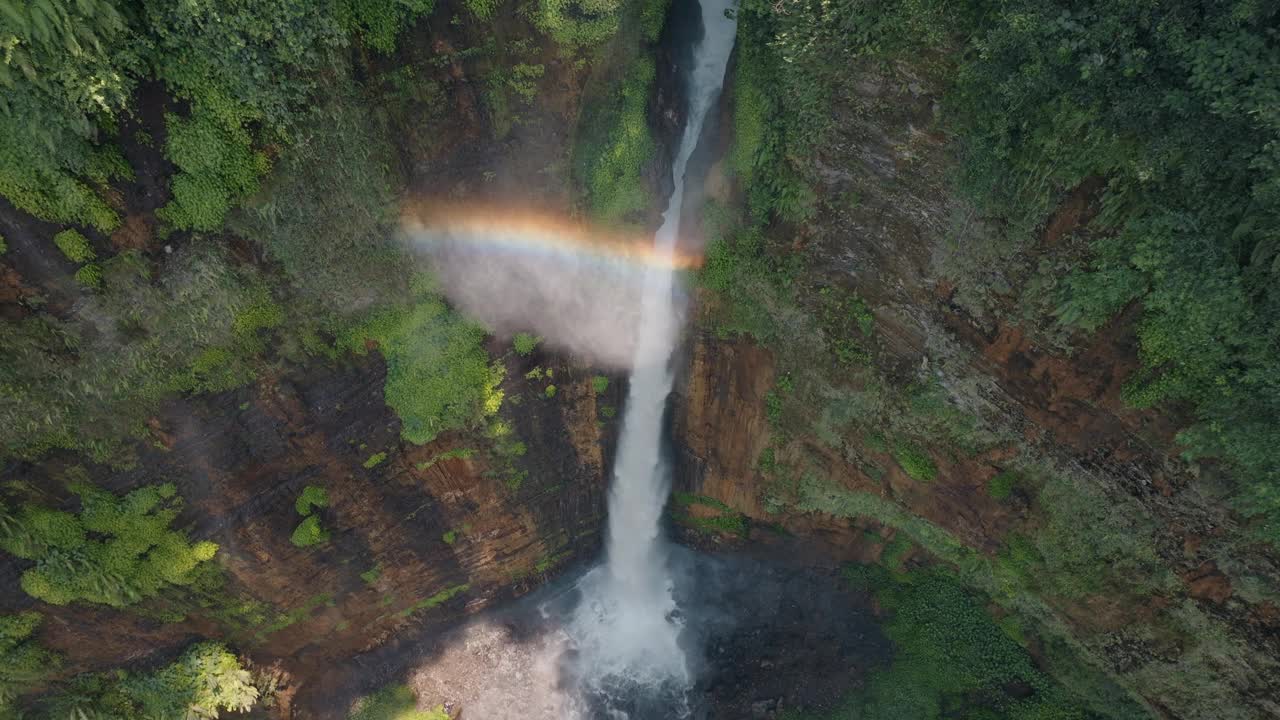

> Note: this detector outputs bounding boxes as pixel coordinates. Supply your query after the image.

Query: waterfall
[565,0,738,714]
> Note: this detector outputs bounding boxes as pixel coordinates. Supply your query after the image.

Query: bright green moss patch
[893,443,937,482]
[363,451,388,469]
[397,583,469,618]
[532,0,623,50]
[349,683,448,720]
[295,485,329,515]
[53,229,94,263]
[591,375,609,393]
[289,515,329,548]
[544,384,557,398]
[73,263,103,289]
[0,483,218,607]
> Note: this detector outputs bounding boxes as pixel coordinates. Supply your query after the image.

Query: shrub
[363,452,388,469]
[572,57,657,224]
[513,332,541,356]
[74,263,103,289]
[340,289,503,445]
[295,486,329,515]
[158,111,269,231]
[53,230,95,263]
[0,484,218,607]
[545,385,557,398]
[290,515,329,548]
[336,0,434,53]
[988,471,1018,501]
[532,0,623,50]
[893,443,938,482]
[349,683,448,720]
[591,375,609,393]
[0,612,60,711]
[37,642,258,719]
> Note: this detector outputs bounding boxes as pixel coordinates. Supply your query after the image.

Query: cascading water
[564,0,738,715]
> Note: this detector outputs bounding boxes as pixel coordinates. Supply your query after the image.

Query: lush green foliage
[340,283,503,445]
[290,515,329,548]
[0,483,218,607]
[295,486,330,516]
[349,683,448,720]
[0,612,59,712]
[513,332,541,356]
[35,641,258,719]
[336,0,435,53]
[791,565,1113,719]
[532,0,623,50]
[230,85,408,312]
[0,0,137,231]
[893,443,937,483]
[734,0,1280,539]
[0,243,278,463]
[573,56,657,225]
[51,230,94,263]
[591,375,609,393]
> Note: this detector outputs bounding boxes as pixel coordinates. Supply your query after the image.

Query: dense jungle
[0,0,1278,718]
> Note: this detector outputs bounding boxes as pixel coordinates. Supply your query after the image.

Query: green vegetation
[988,471,1019,501]
[397,583,469,618]
[0,483,217,607]
[52,230,94,263]
[295,485,330,515]
[787,565,1135,720]
[513,333,541,356]
[731,0,1280,542]
[0,613,59,712]
[361,564,383,584]
[33,642,258,719]
[591,375,609,393]
[290,516,329,548]
[573,55,657,225]
[671,492,748,537]
[349,683,448,720]
[544,384,557,398]
[442,529,458,545]
[893,443,937,483]
[340,282,504,445]
[532,0,624,50]
[363,452,389,469]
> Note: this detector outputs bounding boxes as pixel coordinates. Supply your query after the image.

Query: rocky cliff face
[671,57,1280,720]
[1,348,621,714]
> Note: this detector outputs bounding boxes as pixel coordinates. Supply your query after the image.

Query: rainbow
[399,203,702,272]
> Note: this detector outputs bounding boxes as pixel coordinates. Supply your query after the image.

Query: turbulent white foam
[564,0,738,714]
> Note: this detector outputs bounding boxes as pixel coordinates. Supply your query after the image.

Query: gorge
[1,0,1279,719]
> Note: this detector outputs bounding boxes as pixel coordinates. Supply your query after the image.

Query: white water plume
[564,0,738,714]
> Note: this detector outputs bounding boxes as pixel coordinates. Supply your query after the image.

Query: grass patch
[893,443,937,482]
